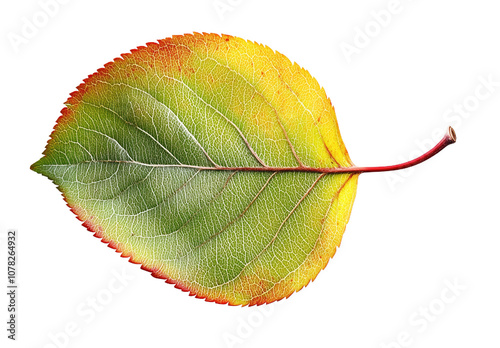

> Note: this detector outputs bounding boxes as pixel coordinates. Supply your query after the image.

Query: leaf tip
[30,158,44,174]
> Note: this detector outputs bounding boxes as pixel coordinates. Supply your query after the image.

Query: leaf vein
[202,55,304,167]
[208,172,326,289]
[115,169,201,217]
[253,174,356,300]
[173,171,278,260]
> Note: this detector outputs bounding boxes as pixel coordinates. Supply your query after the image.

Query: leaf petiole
[351,126,456,174]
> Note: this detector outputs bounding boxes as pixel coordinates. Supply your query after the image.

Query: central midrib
[40,160,362,174]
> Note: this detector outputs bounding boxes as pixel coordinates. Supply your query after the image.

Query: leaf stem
[351,126,456,174]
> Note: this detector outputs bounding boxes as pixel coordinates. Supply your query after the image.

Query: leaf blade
[32,33,358,305]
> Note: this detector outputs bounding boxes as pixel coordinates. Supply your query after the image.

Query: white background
[1,0,499,347]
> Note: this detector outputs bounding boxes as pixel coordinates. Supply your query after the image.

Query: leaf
[31,33,454,306]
